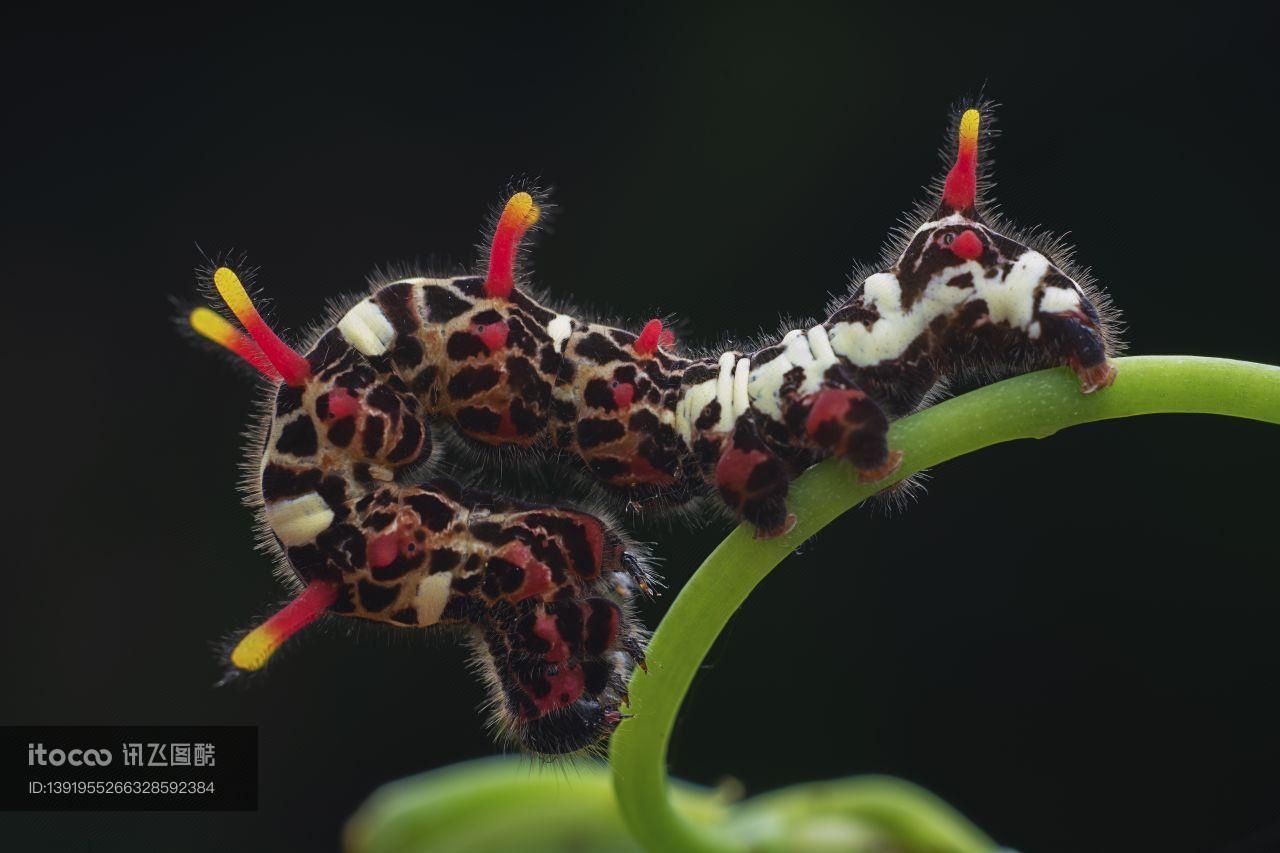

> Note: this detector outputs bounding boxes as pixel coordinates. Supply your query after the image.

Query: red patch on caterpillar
[367,532,400,569]
[950,229,984,260]
[517,561,552,600]
[598,602,621,648]
[475,320,509,352]
[580,517,605,572]
[804,387,868,439]
[327,388,361,420]
[496,407,521,439]
[611,381,635,408]
[532,665,585,714]
[501,543,552,601]
[533,612,571,664]
[714,444,769,493]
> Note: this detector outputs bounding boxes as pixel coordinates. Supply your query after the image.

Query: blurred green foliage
[346,757,994,853]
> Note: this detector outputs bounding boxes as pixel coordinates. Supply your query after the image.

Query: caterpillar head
[865,108,1117,392]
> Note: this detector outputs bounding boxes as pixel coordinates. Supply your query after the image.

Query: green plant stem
[609,355,1280,853]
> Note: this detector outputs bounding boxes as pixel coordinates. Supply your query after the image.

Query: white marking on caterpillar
[338,300,396,356]
[828,249,1056,368]
[807,323,835,364]
[707,351,736,430]
[745,325,842,424]
[264,493,335,546]
[677,351,748,438]
[911,212,969,235]
[829,271,955,366]
[746,345,796,420]
[732,357,751,420]
[715,351,735,405]
[781,328,809,364]
[676,373,718,438]
[415,572,452,626]
[1039,285,1082,315]
[984,251,1048,329]
[547,314,574,353]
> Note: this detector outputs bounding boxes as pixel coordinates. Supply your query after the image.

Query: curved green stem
[609,355,1280,852]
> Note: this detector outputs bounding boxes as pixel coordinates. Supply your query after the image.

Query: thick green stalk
[609,356,1280,852]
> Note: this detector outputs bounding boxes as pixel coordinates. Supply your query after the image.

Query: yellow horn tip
[229,627,277,672]
[189,306,232,342]
[959,109,980,144]
[506,192,540,227]
[213,267,253,316]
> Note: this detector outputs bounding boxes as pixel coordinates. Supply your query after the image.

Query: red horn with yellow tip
[228,581,341,673]
[483,192,540,299]
[189,307,282,380]
[941,108,981,215]
[212,268,311,386]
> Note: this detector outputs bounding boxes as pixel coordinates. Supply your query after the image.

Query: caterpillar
[188,105,1120,755]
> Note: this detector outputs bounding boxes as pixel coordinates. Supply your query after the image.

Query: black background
[3,4,1278,852]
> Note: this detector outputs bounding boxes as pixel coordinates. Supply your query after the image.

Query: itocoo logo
[27,743,113,766]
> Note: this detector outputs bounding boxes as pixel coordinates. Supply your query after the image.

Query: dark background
[4,4,1278,851]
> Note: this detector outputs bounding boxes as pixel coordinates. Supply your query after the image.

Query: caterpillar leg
[714,415,795,538]
[1038,309,1117,394]
[803,384,901,483]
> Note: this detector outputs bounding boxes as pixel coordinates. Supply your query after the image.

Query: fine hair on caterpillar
[186,101,1121,756]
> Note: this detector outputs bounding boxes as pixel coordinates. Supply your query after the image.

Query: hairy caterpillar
[188,105,1120,755]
